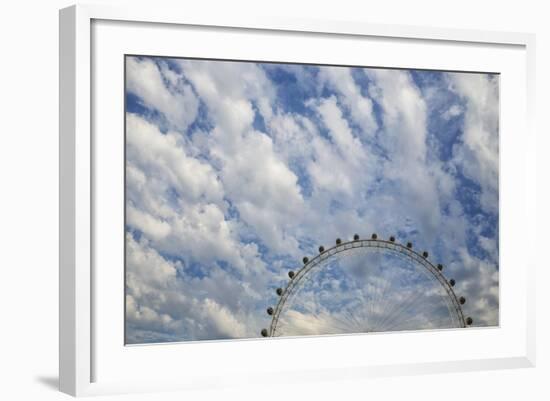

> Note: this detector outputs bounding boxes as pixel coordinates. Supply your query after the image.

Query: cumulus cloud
[126,57,199,131]
[312,96,367,167]
[126,113,224,205]
[125,57,500,343]
[126,233,260,342]
[442,104,463,120]
[318,67,378,136]
[447,72,499,215]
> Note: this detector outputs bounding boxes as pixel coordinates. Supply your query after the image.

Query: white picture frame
[59,3,536,397]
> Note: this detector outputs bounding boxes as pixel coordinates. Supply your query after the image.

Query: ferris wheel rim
[263,235,472,337]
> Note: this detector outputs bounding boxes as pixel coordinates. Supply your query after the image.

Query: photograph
[1,0,545,399]
[124,55,499,344]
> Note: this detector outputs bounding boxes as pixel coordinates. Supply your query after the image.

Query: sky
[124,56,499,344]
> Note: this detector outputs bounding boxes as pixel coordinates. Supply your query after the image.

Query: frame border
[59,4,536,396]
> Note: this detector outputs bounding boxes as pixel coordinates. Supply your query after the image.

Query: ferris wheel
[261,233,473,338]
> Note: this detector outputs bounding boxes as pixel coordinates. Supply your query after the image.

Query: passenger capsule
[422,251,429,258]
[459,296,466,305]
[266,307,274,315]
[261,328,268,337]
[389,236,395,242]
[353,234,360,241]
[288,271,295,279]
[371,233,378,240]
[336,238,342,245]
[437,264,443,271]
[449,279,456,287]
[466,317,473,325]
[276,288,283,296]
[319,246,325,253]
[302,256,309,264]
[407,242,413,248]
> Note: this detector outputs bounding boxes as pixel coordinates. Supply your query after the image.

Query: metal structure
[261,234,472,337]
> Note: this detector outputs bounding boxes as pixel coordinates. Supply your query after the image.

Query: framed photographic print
[59,4,536,397]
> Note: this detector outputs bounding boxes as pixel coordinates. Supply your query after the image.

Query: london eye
[261,234,473,338]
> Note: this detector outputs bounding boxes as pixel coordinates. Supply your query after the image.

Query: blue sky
[124,56,499,343]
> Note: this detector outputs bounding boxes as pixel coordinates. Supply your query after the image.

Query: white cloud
[126,231,178,288]
[319,66,378,136]
[176,60,306,256]
[125,112,268,276]
[268,112,317,166]
[156,202,261,273]
[450,247,499,326]
[127,205,171,241]
[364,69,445,241]
[366,69,428,164]
[126,113,224,205]
[126,233,263,342]
[312,96,366,167]
[126,57,199,131]
[202,298,247,338]
[448,73,499,214]
[299,95,378,218]
[442,103,464,120]
[177,59,275,135]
